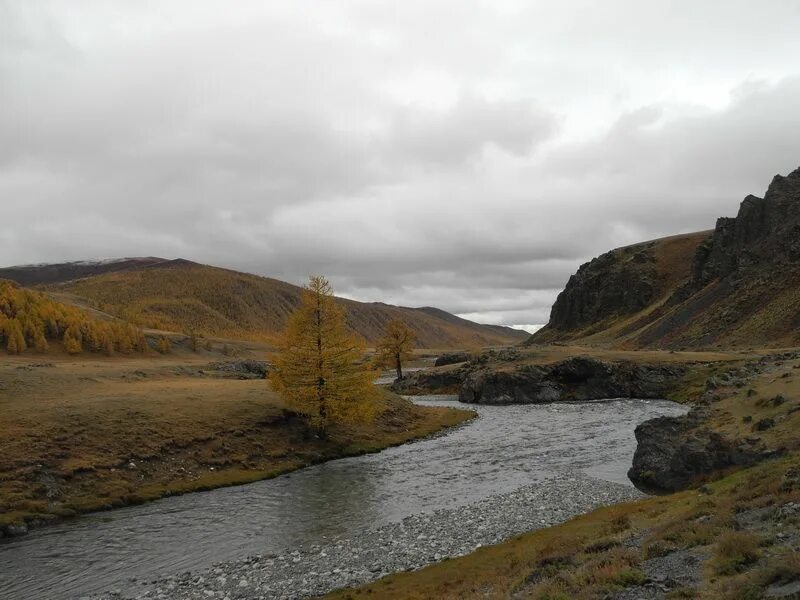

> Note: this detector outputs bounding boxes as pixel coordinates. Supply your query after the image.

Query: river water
[0,396,685,600]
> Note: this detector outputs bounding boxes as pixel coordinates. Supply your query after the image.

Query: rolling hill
[530,166,800,350]
[0,259,527,348]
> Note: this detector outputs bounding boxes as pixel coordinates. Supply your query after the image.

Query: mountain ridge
[0,259,527,348]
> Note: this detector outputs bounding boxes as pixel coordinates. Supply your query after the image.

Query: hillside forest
[0,279,147,355]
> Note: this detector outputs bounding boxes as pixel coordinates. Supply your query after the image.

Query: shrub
[710,531,761,575]
[156,337,171,354]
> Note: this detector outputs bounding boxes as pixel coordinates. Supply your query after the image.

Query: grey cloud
[1,1,800,328]
[386,96,558,166]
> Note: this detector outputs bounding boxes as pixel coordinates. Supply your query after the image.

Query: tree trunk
[315,290,326,434]
[395,353,403,380]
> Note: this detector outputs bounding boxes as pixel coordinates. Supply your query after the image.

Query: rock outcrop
[690,167,800,287]
[389,367,466,395]
[627,407,765,493]
[544,244,659,333]
[459,357,683,405]
[434,352,471,367]
[207,360,270,379]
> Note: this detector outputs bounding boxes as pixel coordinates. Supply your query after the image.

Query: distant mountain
[0,257,168,286]
[0,258,527,348]
[530,166,800,350]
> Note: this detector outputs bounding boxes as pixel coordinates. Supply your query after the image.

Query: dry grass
[494,344,751,370]
[707,357,800,452]
[0,351,473,532]
[708,531,762,575]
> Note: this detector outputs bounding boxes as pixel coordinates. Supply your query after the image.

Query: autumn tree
[271,276,378,433]
[34,331,49,353]
[0,279,147,357]
[63,325,82,354]
[374,319,417,380]
[6,320,26,354]
[156,336,171,354]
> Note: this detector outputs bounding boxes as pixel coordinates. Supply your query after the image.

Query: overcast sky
[2,1,800,331]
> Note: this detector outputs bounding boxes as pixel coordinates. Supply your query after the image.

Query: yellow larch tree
[0,279,148,356]
[271,276,378,433]
[374,319,417,380]
[6,320,26,354]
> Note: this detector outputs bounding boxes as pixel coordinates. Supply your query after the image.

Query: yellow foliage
[156,337,171,354]
[5,320,26,354]
[374,319,417,379]
[0,279,146,356]
[271,276,379,432]
[64,335,82,355]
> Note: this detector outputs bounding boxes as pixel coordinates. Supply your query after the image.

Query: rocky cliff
[546,243,660,332]
[530,166,800,349]
[691,170,800,286]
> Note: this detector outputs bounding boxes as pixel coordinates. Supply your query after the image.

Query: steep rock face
[459,357,683,405]
[546,244,658,332]
[691,168,800,287]
[638,166,800,348]
[628,408,764,493]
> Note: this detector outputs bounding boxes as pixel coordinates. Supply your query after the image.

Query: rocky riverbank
[627,350,800,493]
[97,473,643,600]
[392,355,685,405]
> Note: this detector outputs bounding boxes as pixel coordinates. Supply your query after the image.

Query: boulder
[628,408,762,493]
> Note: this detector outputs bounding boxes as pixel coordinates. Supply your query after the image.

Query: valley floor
[0,351,472,537]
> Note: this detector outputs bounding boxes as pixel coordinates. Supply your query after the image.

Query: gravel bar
[97,472,644,600]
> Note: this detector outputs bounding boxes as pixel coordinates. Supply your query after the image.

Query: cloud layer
[2,0,800,330]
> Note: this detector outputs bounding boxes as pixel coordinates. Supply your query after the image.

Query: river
[0,396,685,599]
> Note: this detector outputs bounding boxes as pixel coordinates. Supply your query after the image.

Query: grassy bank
[0,354,474,535]
[325,351,800,599]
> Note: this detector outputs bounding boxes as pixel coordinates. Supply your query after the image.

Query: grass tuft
[708,531,761,575]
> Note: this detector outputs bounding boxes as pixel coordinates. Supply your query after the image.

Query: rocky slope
[531,166,800,349]
[0,259,527,348]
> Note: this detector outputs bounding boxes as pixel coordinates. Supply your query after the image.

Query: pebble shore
[98,472,643,600]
